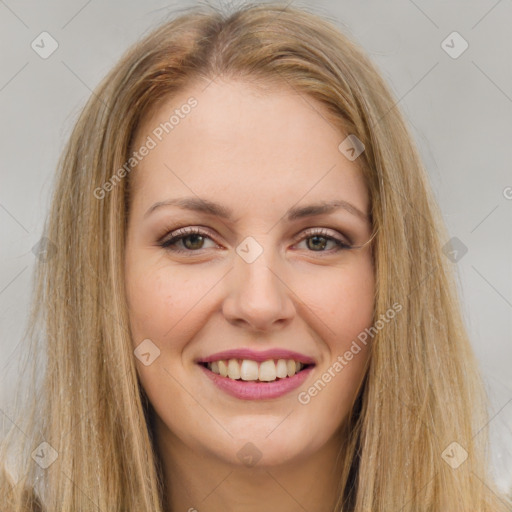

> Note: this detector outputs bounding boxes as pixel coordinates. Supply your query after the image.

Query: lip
[196,348,316,365]
[198,363,314,400]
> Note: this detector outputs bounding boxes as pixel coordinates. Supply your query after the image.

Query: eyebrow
[144,196,369,223]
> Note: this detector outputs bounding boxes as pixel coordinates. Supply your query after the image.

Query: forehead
[128,79,368,216]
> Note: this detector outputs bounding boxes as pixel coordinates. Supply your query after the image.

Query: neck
[155,418,346,512]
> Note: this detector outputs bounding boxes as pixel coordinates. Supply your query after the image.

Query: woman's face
[124,79,375,467]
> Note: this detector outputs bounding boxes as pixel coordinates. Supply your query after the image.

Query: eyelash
[158,226,352,255]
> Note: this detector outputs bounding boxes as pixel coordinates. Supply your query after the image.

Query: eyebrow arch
[144,196,369,223]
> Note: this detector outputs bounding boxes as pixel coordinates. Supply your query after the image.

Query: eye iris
[307,235,327,251]
[183,234,204,250]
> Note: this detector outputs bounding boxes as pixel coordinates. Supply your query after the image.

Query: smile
[201,358,311,382]
[196,350,316,400]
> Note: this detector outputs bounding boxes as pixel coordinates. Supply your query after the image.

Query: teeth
[286,360,296,377]
[205,358,306,381]
[240,360,259,381]
[259,360,276,381]
[286,359,300,377]
[227,359,240,379]
[218,360,228,377]
[276,359,288,378]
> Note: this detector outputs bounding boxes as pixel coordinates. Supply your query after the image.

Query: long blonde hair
[1,2,510,510]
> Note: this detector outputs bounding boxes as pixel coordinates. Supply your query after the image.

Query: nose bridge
[235,234,282,301]
[223,234,295,330]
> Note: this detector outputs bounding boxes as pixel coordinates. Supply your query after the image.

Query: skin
[124,78,375,512]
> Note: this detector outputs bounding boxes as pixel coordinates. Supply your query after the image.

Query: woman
[1,2,510,511]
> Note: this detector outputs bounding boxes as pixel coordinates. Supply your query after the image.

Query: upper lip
[196,348,316,365]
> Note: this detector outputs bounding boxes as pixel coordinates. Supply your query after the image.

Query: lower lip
[198,364,314,400]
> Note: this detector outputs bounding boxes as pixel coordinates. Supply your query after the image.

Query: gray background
[1,0,511,494]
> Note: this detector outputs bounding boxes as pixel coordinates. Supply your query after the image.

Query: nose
[222,245,296,333]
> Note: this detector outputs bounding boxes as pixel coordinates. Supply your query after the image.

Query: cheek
[295,256,375,349]
[126,268,171,343]
[125,258,222,346]
[126,270,182,343]
[293,259,374,428]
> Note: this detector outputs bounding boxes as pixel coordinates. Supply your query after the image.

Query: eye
[293,228,352,253]
[159,227,218,252]
[158,227,352,254]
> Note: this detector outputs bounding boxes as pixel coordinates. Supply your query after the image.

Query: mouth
[198,358,315,383]
[196,349,316,399]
